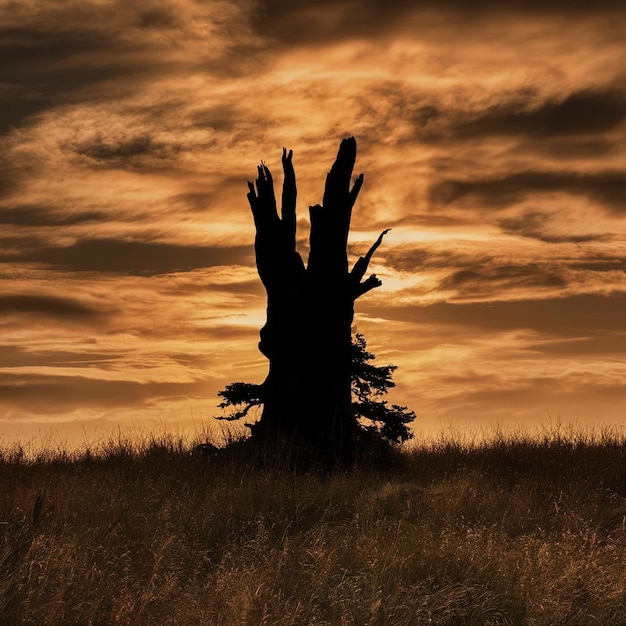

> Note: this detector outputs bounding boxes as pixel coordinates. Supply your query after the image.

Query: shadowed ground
[3,428,626,624]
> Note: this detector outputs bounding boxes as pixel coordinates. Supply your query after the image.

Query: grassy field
[3,427,626,625]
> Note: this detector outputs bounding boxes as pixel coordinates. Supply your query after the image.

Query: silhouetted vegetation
[217,333,415,445]
[3,427,626,624]
[246,138,395,465]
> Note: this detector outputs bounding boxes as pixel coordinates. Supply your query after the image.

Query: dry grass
[3,427,626,625]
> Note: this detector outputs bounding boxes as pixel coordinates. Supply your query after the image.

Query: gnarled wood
[246,138,387,463]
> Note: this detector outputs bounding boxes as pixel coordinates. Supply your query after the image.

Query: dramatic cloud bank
[2,0,625,442]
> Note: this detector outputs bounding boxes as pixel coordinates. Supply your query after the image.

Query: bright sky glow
[1,0,625,445]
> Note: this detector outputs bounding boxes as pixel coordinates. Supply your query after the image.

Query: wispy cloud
[0,294,104,320]
[1,0,625,436]
[1,239,253,274]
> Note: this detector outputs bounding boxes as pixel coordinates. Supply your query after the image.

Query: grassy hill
[3,428,626,625]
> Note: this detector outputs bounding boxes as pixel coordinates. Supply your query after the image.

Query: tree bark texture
[246,138,388,462]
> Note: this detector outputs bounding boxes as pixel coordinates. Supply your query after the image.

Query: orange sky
[1,0,626,445]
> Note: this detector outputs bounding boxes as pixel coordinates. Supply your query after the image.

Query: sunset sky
[2,0,626,445]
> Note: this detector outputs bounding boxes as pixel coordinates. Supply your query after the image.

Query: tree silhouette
[236,137,402,463]
[217,333,415,445]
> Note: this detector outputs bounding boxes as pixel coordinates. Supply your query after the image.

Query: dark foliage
[216,333,415,444]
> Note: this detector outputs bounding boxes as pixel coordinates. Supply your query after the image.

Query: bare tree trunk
[246,138,388,463]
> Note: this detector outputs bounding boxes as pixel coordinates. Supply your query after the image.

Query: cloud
[431,374,626,418]
[254,0,626,45]
[526,334,626,356]
[0,206,108,227]
[1,0,625,438]
[418,87,626,142]
[0,22,152,134]
[362,293,626,337]
[570,257,626,273]
[0,345,117,368]
[438,264,567,298]
[0,87,52,136]
[0,372,210,413]
[0,239,254,275]
[74,135,181,167]
[498,211,609,243]
[430,170,626,213]
[0,294,104,321]
[0,0,263,135]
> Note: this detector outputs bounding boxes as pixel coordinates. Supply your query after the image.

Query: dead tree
[246,137,388,463]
